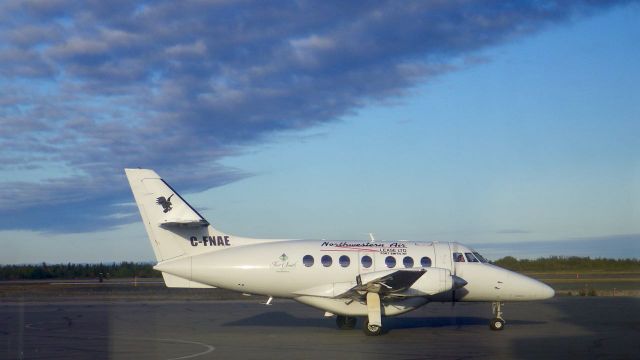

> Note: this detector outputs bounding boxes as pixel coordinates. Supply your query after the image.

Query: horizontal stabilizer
[160,219,209,228]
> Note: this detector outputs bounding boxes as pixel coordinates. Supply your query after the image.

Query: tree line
[493,256,640,272]
[0,262,159,280]
[1,256,639,280]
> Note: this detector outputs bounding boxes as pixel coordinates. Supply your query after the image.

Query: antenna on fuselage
[262,296,273,306]
[368,233,375,243]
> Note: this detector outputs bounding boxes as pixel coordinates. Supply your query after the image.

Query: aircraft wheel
[362,319,383,336]
[489,318,505,331]
[336,315,357,330]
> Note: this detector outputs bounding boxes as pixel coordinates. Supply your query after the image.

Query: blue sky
[0,1,638,263]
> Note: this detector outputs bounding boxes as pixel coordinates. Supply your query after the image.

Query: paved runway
[1,297,638,359]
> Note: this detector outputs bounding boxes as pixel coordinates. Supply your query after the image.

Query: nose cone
[537,282,555,300]
[508,271,555,300]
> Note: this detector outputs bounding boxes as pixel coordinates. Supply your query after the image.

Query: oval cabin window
[303,255,314,267]
[321,255,332,267]
[385,256,396,268]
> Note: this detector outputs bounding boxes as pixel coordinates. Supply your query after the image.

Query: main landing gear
[362,318,383,336]
[363,292,383,336]
[335,292,384,335]
[336,315,357,330]
[335,315,381,335]
[490,301,505,331]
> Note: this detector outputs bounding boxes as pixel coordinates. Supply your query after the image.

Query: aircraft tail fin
[125,168,227,262]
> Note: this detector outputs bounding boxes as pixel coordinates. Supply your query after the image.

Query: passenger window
[453,252,465,262]
[361,255,372,268]
[420,256,432,267]
[321,255,332,267]
[303,255,314,267]
[385,256,396,268]
[465,252,479,262]
[403,256,414,268]
[339,255,350,267]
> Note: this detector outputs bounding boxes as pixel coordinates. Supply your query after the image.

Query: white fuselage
[155,239,554,315]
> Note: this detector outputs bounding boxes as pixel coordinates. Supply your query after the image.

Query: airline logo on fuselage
[190,235,230,247]
[271,253,296,272]
[320,241,408,255]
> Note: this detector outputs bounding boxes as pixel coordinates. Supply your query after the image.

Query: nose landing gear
[489,301,505,330]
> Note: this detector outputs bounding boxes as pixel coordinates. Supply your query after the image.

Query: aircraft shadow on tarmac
[222,311,543,330]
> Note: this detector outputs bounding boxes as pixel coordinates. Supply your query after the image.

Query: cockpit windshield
[472,252,488,263]
[465,252,479,262]
[453,246,489,264]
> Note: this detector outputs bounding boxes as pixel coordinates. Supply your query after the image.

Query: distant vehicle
[125,168,554,335]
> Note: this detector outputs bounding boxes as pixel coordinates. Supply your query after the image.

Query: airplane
[125,168,554,336]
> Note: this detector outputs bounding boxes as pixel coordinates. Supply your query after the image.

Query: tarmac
[1,296,639,359]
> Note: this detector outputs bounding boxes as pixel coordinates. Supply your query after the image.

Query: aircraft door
[358,250,377,274]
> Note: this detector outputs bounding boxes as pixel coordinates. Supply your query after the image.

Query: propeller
[450,252,467,307]
[452,256,458,307]
[451,275,468,306]
[451,287,456,307]
[450,249,467,306]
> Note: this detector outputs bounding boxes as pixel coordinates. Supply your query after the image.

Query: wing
[292,268,454,299]
[337,269,426,299]
[291,269,427,300]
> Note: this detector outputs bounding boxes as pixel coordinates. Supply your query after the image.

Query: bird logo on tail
[156,194,174,213]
